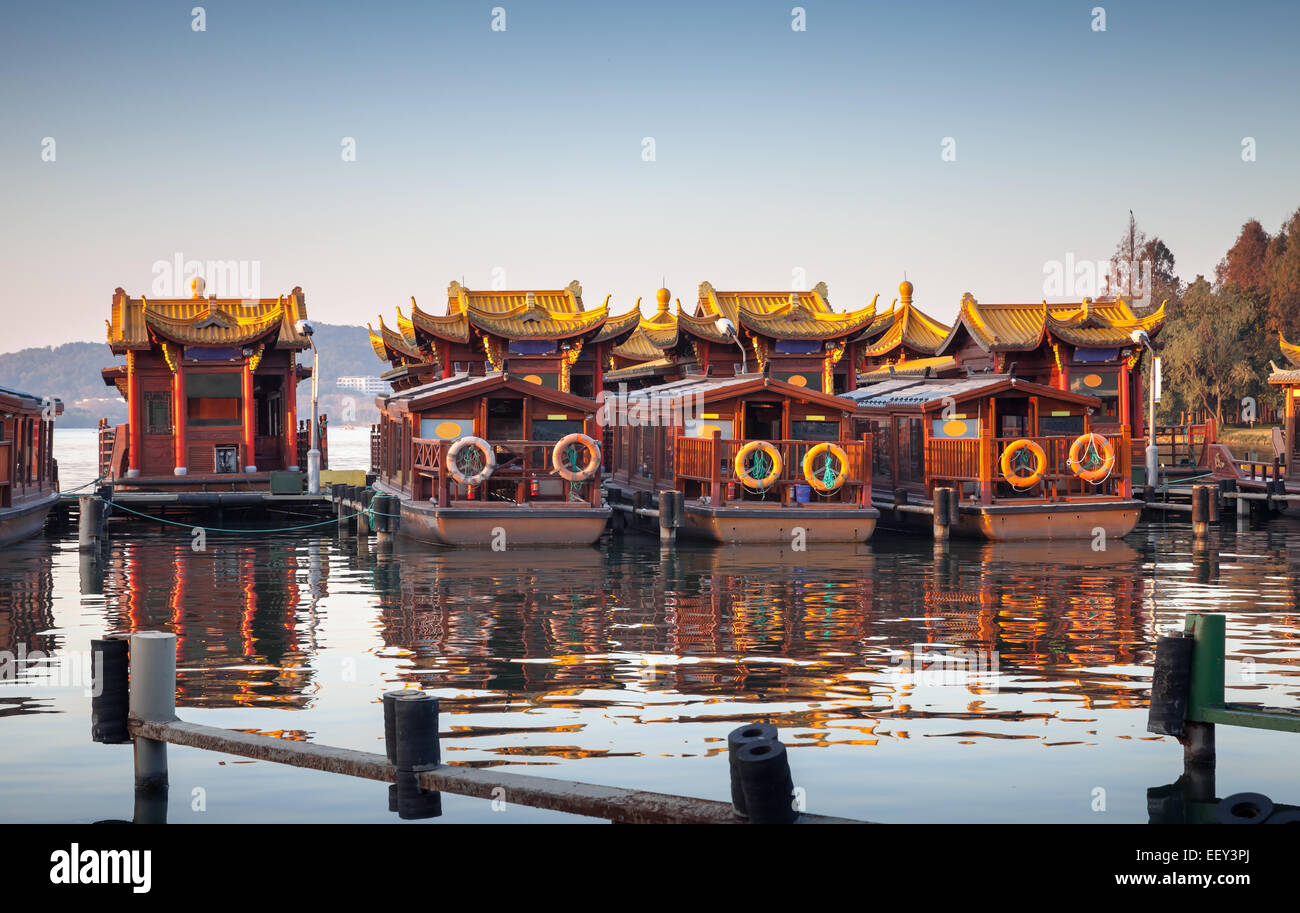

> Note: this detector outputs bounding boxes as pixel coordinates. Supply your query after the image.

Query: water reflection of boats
[100,538,327,709]
[0,539,56,655]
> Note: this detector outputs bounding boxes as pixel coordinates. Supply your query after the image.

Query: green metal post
[1182,613,1224,767]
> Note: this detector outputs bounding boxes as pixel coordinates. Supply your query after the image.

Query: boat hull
[876,498,1141,542]
[0,492,59,547]
[681,502,878,545]
[397,499,611,548]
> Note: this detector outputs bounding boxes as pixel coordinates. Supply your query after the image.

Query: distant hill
[0,323,386,428]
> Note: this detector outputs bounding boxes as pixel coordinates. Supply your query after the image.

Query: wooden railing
[672,433,872,507]
[924,438,980,482]
[1153,422,1214,467]
[924,432,1133,502]
[409,438,602,508]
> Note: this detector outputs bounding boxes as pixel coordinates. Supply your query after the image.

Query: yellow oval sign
[943,419,969,437]
[523,374,543,385]
[435,421,462,440]
[787,375,808,387]
[1083,373,1102,388]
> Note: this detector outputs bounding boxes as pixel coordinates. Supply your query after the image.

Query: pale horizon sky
[3,0,1298,353]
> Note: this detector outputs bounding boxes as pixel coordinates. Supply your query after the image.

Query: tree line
[1107,207,1300,427]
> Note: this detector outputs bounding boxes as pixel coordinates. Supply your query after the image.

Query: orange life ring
[801,442,849,493]
[734,441,783,490]
[1067,433,1115,483]
[446,436,496,486]
[552,433,601,482]
[999,439,1047,488]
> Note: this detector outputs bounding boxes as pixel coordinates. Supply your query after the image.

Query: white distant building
[337,376,388,395]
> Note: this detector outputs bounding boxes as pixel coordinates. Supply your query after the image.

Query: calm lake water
[2,427,1297,823]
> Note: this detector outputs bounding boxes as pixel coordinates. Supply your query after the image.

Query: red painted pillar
[441,343,453,379]
[285,365,299,470]
[172,356,187,475]
[242,361,257,472]
[126,351,142,477]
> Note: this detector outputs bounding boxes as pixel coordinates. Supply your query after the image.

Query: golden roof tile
[106,287,311,352]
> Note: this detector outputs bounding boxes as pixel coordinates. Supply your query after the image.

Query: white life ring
[446,436,496,486]
[552,433,601,482]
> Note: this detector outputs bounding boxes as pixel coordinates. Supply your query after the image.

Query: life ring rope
[552,433,601,483]
[1067,432,1115,484]
[446,436,496,488]
[801,442,850,494]
[734,441,783,491]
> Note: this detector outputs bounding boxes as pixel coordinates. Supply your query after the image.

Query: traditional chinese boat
[0,385,62,546]
[844,371,1142,541]
[371,370,610,547]
[98,280,322,490]
[604,371,878,544]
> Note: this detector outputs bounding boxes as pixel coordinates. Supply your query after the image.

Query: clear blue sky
[2,0,1297,351]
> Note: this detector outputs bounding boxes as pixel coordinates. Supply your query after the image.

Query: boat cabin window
[1069,370,1120,422]
[1040,412,1085,435]
[186,373,242,427]
[744,402,782,440]
[143,391,172,435]
[790,419,839,441]
[486,398,524,439]
[531,419,584,442]
[570,375,594,399]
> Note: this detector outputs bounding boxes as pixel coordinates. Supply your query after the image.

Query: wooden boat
[0,385,62,547]
[843,372,1142,541]
[98,282,322,491]
[604,371,879,544]
[372,370,610,547]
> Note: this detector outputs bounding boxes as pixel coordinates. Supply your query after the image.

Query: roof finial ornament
[190,275,205,299]
[655,286,671,315]
[899,276,913,306]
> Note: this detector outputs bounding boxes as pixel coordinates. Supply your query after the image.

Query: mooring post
[78,495,104,552]
[375,494,397,545]
[735,737,798,824]
[389,690,441,819]
[1182,613,1224,769]
[91,637,130,744]
[1191,484,1209,542]
[658,489,681,545]
[356,489,373,536]
[933,487,952,542]
[727,722,778,819]
[129,631,177,796]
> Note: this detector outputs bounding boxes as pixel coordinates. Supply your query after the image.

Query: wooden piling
[1192,485,1210,541]
[933,487,953,542]
[78,495,104,552]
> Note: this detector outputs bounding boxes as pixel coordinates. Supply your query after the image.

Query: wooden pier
[93,633,867,825]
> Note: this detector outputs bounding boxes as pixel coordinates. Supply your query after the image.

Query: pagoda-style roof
[857,355,960,381]
[853,282,952,356]
[107,287,310,353]
[681,280,876,343]
[369,315,426,366]
[378,280,639,358]
[1267,333,1300,385]
[1279,333,1300,368]
[938,294,1165,355]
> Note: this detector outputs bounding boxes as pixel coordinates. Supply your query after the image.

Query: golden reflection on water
[3,524,1293,762]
